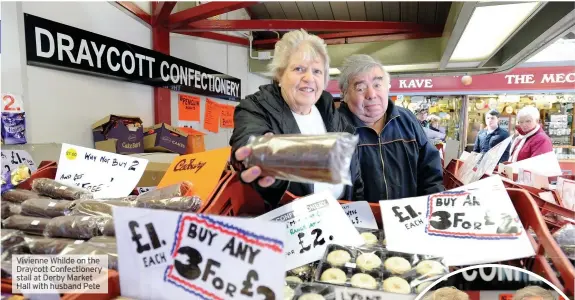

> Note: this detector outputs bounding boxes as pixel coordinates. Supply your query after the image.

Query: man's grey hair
[516,106,541,122]
[338,54,391,97]
[513,286,555,300]
[268,29,330,86]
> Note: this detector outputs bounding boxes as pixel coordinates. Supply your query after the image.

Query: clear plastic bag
[60,236,118,270]
[44,215,111,239]
[243,133,359,185]
[21,198,77,218]
[552,223,574,260]
[314,244,448,294]
[31,178,93,200]
[2,189,49,203]
[2,215,51,235]
[134,181,202,212]
[68,199,135,217]
[1,229,30,279]
[24,236,83,255]
[1,201,22,219]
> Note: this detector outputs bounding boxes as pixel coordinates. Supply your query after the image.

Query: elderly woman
[513,286,555,300]
[427,114,442,132]
[422,287,469,300]
[509,106,553,162]
[229,30,363,207]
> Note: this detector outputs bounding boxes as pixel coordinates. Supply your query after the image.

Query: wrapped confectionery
[1,201,22,219]
[2,215,50,235]
[68,199,135,217]
[31,178,93,200]
[20,198,78,218]
[134,181,202,212]
[243,133,359,185]
[2,189,48,203]
[44,215,111,239]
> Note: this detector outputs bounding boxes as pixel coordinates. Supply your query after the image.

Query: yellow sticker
[65,148,77,160]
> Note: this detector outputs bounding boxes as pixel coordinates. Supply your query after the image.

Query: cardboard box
[144,123,188,154]
[92,115,144,154]
[179,127,206,154]
[130,153,178,187]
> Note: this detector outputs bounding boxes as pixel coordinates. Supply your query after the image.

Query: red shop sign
[326,66,575,95]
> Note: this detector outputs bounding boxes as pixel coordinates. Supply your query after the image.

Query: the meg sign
[24,14,241,101]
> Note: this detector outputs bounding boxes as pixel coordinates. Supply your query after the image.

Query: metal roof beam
[178,19,443,32]
[169,2,257,29]
[152,1,176,26]
[438,2,476,70]
[112,1,151,26]
[172,31,250,47]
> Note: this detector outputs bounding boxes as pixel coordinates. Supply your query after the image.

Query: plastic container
[314,244,447,294]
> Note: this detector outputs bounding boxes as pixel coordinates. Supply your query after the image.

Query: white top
[292,106,345,200]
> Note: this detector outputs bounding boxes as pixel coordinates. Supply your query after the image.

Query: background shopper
[509,106,554,162]
[473,109,510,163]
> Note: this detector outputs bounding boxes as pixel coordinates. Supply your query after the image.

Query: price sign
[55,143,148,198]
[1,150,36,174]
[113,207,285,300]
[2,93,24,112]
[341,201,378,230]
[256,190,363,270]
[557,177,575,211]
[334,286,415,300]
[457,137,512,184]
[380,176,535,266]
[137,186,156,195]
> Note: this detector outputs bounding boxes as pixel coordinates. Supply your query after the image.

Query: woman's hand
[235,133,276,188]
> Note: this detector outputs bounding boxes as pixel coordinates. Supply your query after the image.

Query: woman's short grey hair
[427,114,441,123]
[513,286,554,300]
[422,287,469,300]
[338,54,391,97]
[268,29,330,85]
[517,106,540,121]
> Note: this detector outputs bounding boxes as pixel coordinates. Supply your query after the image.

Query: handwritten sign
[137,186,156,195]
[178,94,200,122]
[1,150,36,174]
[113,207,285,300]
[157,147,230,202]
[219,104,235,128]
[256,191,363,270]
[334,286,416,300]
[341,201,378,230]
[55,143,148,198]
[557,177,575,211]
[506,152,562,177]
[380,176,534,266]
[457,137,512,184]
[204,98,221,133]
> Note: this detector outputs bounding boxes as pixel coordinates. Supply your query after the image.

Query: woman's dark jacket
[229,83,364,208]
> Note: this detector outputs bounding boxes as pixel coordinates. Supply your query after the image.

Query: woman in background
[509,106,553,162]
[427,114,442,132]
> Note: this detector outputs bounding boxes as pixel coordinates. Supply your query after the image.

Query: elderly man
[338,54,444,201]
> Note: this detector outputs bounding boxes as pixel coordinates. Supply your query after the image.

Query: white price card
[334,286,416,300]
[380,176,535,266]
[1,150,37,173]
[457,137,512,184]
[557,177,575,211]
[341,201,378,230]
[2,93,24,112]
[136,186,156,195]
[113,207,285,300]
[55,143,148,198]
[256,190,363,270]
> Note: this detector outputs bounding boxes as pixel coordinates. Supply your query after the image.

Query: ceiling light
[384,63,440,72]
[450,2,539,62]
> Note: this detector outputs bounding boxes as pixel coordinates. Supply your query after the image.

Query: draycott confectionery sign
[23,14,241,101]
[326,66,575,94]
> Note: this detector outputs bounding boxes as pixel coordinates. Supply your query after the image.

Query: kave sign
[158,147,231,203]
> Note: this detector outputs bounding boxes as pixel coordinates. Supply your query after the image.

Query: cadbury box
[92,115,144,154]
[144,123,188,155]
[179,127,206,154]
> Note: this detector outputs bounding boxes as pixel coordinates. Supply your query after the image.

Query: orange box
[178,127,206,154]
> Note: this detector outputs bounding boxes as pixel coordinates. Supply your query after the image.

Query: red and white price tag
[2,93,24,112]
